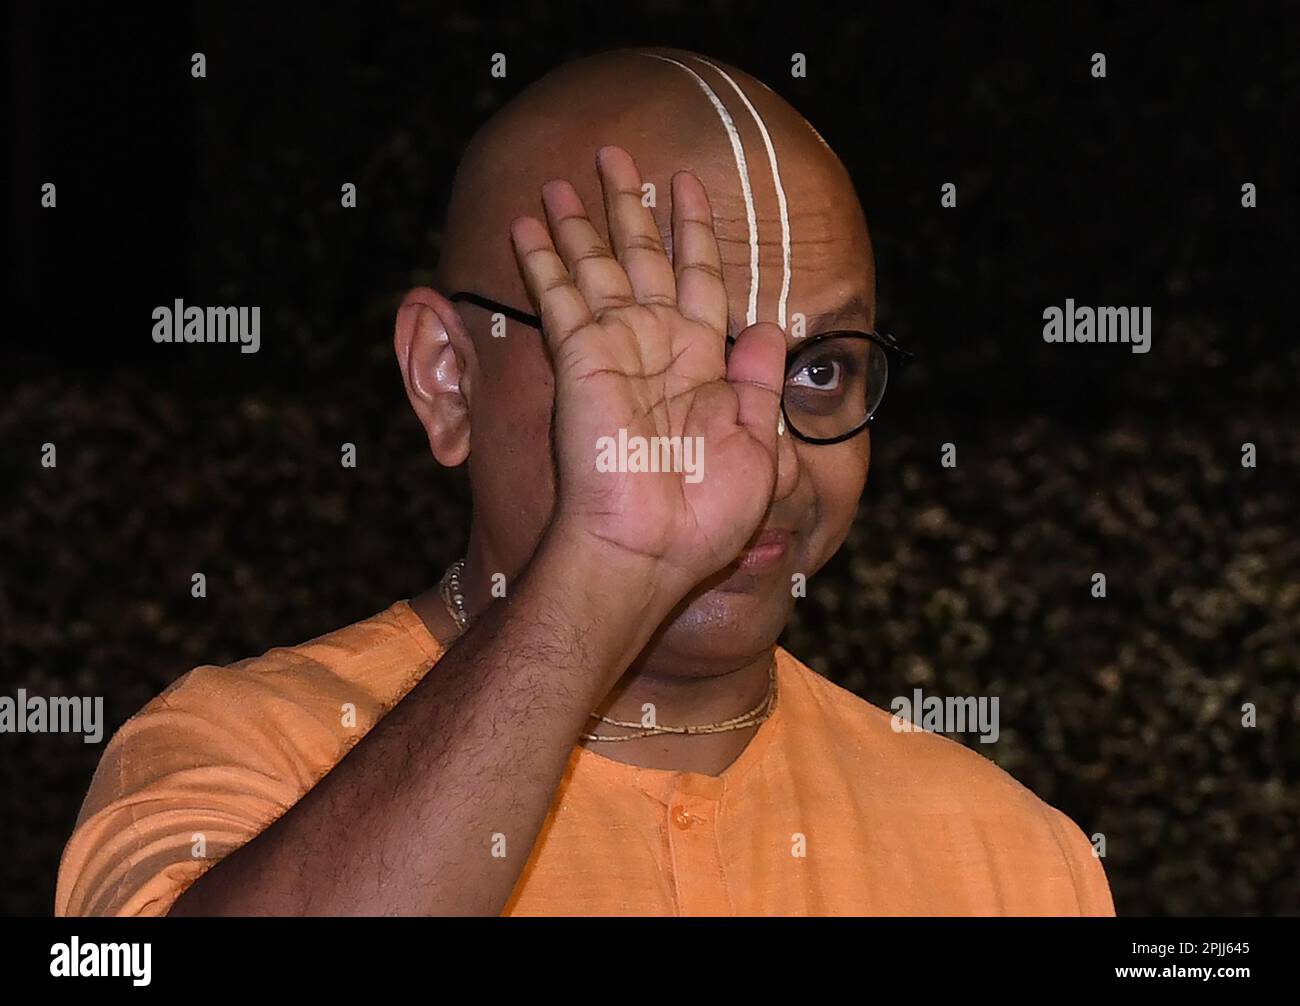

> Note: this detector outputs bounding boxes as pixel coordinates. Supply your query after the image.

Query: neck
[583,650,776,776]
[409,549,778,778]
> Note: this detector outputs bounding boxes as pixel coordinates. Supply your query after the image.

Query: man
[56,48,1114,916]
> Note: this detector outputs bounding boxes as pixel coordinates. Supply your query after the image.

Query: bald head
[438,47,874,337]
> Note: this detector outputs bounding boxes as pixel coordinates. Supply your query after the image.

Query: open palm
[510,146,787,595]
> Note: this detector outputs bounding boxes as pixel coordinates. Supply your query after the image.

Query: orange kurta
[55,601,1115,916]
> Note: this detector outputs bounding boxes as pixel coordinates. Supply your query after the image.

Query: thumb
[725,322,787,452]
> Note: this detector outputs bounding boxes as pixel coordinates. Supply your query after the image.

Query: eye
[790,358,842,389]
[789,351,848,391]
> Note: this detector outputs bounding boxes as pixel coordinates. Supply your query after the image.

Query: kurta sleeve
[55,667,333,917]
[1046,804,1117,916]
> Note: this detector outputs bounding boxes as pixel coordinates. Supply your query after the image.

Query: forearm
[169,531,666,916]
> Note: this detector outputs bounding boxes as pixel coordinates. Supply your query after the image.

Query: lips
[737,528,793,571]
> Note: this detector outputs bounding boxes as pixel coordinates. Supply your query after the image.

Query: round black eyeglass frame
[449,291,913,446]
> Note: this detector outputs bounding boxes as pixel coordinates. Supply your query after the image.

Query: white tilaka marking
[692,57,792,329]
[642,53,761,326]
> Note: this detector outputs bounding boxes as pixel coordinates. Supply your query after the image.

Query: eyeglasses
[449,291,912,445]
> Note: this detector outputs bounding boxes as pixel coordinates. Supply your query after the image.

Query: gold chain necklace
[438,558,778,742]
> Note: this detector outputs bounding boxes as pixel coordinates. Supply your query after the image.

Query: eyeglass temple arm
[452,292,914,362]
[448,292,543,329]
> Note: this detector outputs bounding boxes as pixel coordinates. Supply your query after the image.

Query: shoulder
[776,647,1052,810]
[146,601,441,738]
[94,601,443,809]
[774,647,1114,913]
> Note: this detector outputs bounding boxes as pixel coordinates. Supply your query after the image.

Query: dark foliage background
[3,1,1297,915]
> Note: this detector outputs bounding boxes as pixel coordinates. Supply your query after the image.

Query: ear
[394,287,475,467]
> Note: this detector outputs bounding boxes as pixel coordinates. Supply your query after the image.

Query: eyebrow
[728,294,873,339]
[804,295,873,332]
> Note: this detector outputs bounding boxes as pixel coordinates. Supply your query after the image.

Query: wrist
[539,517,694,603]
[521,519,686,672]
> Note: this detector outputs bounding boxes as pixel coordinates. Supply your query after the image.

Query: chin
[642,577,793,674]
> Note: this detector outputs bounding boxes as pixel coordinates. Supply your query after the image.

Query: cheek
[804,439,870,550]
[468,353,558,551]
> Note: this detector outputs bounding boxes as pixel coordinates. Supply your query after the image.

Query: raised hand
[510,146,787,604]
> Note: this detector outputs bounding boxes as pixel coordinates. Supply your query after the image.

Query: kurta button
[672,805,693,829]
